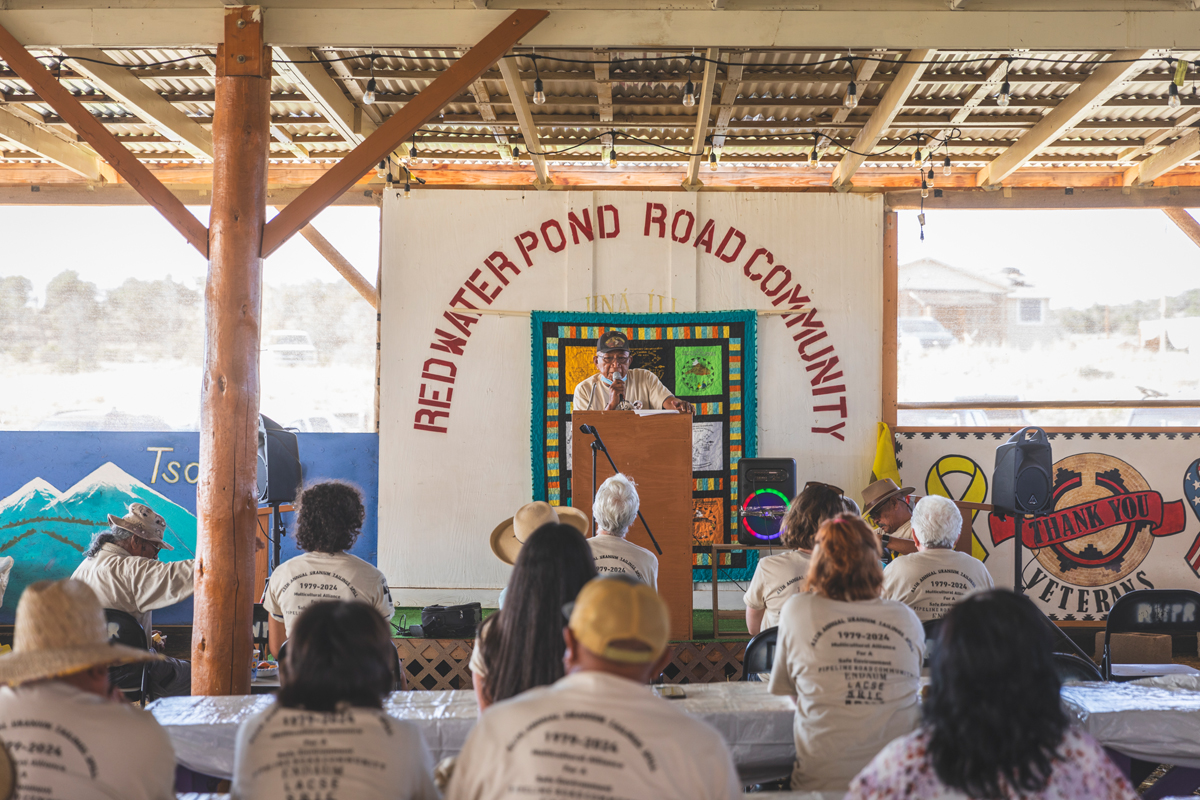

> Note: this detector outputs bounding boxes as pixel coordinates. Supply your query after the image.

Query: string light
[809,143,820,168]
[512,146,522,160]
[410,138,420,165]
[996,56,1012,108]
[532,55,546,105]
[403,179,411,198]
[709,149,719,171]
[363,54,377,105]
[843,80,858,109]
[943,155,952,176]
[375,159,387,179]
[926,166,935,188]
[608,146,618,169]
[921,175,929,199]
[683,78,696,107]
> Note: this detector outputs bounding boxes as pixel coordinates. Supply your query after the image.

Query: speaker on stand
[992,426,1053,596]
[736,458,797,546]
[257,414,302,570]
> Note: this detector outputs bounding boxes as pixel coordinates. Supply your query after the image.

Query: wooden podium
[571,410,693,639]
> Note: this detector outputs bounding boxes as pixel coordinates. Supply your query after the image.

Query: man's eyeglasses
[804,480,844,496]
[598,354,632,365]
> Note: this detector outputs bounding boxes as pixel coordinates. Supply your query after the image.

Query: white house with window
[899,258,1058,348]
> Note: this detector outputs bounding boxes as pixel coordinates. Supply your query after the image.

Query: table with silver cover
[1061,676,1200,769]
[150,681,797,784]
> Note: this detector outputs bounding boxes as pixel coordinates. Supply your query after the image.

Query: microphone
[579,424,595,434]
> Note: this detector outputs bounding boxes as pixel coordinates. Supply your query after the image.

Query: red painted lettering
[744,248,771,281]
[760,264,792,297]
[515,230,539,266]
[414,408,449,433]
[421,358,457,383]
[568,209,594,243]
[806,357,843,385]
[693,219,715,252]
[812,421,846,441]
[418,384,454,408]
[430,329,467,356]
[814,396,848,417]
[541,219,567,253]
[644,203,667,238]
[598,204,620,238]
[715,227,746,263]
[463,268,500,304]
[443,310,480,337]
[671,209,695,243]
[485,251,520,286]
[448,287,480,310]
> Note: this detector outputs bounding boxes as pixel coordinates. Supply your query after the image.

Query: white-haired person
[588,473,658,589]
[880,495,994,622]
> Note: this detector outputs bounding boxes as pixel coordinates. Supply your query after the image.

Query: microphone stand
[579,424,663,555]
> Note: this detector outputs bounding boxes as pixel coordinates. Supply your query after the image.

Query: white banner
[379,190,883,601]
[898,431,1200,620]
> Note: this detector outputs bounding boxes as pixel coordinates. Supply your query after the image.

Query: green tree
[41,270,101,372]
[0,276,36,360]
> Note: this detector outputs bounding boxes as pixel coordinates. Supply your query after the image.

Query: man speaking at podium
[573,330,695,414]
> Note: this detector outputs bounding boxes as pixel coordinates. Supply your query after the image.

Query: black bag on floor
[418,603,483,638]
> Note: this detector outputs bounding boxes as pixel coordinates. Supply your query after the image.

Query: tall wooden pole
[193,6,270,696]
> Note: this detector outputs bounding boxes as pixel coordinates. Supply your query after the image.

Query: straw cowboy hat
[107,503,173,551]
[861,478,915,517]
[0,579,159,687]
[490,501,590,566]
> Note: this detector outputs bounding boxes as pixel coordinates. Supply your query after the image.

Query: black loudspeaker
[737,458,796,544]
[992,426,1053,515]
[257,414,302,504]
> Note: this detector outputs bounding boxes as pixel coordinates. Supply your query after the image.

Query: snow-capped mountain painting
[0,462,195,609]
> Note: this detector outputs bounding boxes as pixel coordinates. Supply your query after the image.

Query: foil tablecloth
[1061,679,1200,768]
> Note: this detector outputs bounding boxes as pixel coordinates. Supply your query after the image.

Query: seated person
[71,502,194,696]
[588,473,658,588]
[573,330,694,412]
[0,579,175,799]
[264,481,393,657]
[862,478,918,555]
[0,554,13,608]
[770,514,924,792]
[449,576,742,800]
[848,590,1138,800]
[472,522,596,711]
[233,600,438,800]
[744,481,844,635]
[881,495,994,621]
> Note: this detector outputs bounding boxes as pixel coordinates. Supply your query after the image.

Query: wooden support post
[276,206,378,309]
[1164,207,1200,249]
[192,5,271,697]
[882,210,898,428]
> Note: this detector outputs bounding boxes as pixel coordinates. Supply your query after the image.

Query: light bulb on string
[410,140,420,165]
[943,155,952,177]
[1169,82,1182,109]
[363,54,378,105]
[843,80,858,110]
[532,78,546,105]
[608,146,618,169]
[683,79,696,108]
[996,56,1012,108]
[512,146,522,161]
[709,149,719,171]
[403,180,411,199]
[926,166,935,188]
[375,159,387,179]
[920,175,929,199]
[810,145,820,168]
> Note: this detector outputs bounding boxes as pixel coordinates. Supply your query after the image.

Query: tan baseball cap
[568,576,669,664]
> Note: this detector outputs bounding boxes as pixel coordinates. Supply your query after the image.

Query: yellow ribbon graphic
[926,455,990,562]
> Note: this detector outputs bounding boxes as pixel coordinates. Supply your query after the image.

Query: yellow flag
[870,422,902,485]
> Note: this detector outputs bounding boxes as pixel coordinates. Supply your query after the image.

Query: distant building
[898,258,1058,349]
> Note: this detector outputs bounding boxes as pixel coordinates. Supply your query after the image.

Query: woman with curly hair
[769,514,924,792]
[848,590,1137,800]
[263,481,393,658]
[743,482,845,635]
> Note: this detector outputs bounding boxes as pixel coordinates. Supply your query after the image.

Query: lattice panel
[395,638,748,690]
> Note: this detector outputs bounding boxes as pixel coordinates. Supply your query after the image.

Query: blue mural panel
[0,432,379,623]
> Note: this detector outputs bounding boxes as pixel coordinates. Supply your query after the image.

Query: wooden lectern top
[571,410,693,640]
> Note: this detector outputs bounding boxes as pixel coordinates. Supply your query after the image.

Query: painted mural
[0,432,379,623]
[898,431,1200,620]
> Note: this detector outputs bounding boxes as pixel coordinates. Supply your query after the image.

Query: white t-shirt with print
[769,592,924,792]
[588,534,659,589]
[232,702,438,800]
[0,681,176,800]
[743,549,811,629]
[881,548,995,622]
[263,550,394,637]
[447,671,742,800]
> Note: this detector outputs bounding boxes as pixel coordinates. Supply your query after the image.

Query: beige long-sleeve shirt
[71,543,195,633]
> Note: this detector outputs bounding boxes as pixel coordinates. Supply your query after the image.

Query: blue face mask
[599,367,627,387]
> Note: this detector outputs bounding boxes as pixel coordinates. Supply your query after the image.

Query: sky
[0,204,1195,311]
[0,205,380,301]
[898,208,1200,310]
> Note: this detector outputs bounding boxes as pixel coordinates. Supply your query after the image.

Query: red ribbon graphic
[989,491,1187,549]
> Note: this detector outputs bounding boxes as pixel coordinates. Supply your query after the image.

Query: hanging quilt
[530,311,758,581]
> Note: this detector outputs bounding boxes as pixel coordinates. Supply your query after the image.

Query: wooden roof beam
[498,55,553,189]
[262,9,549,258]
[63,47,214,160]
[816,50,884,162]
[0,18,207,254]
[710,51,744,153]
[1165,207,1200,248]
[274,47,374,145]
[1118,108,1200,162]
[832,48,934,190]
[976,49,1152,187]
[1126,128,1200,185]
[0,106,115,181]
[683,47,721,189]
[469,78,513,161]
[270,124,309,160]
